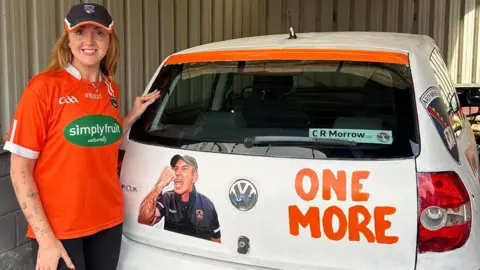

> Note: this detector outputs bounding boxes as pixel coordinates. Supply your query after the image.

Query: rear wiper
[242,136,357,148]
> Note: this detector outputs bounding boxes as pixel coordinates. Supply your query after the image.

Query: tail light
[417,172,471,253]
[117,149,126,177]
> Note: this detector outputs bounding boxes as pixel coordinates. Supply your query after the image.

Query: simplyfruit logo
[64,115,122,147]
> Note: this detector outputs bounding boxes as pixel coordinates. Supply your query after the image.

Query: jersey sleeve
[3,81,49,159]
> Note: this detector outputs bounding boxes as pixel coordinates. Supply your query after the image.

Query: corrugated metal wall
[1,0,479,141]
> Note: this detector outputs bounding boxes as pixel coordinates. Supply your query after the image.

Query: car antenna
[287,10,297,39]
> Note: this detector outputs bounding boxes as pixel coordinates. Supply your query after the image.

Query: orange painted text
[289,168,398,244]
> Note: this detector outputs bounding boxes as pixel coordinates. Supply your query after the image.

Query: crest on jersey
[195,209,204,220]
[110,96,118,109]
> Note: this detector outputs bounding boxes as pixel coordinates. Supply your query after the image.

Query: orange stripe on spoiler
[165,49,409,65]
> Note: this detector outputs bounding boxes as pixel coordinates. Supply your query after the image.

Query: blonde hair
[46,30,120,78]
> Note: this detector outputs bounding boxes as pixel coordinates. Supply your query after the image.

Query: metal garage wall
[0,0,267,141]
[0,0,479,141]
[266,0,479,86]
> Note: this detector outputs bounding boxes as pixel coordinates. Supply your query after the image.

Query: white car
[116,31,480,270]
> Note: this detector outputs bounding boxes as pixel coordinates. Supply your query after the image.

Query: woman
[3,3,160,270]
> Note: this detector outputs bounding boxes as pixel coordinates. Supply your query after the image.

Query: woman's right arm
[10,153,75,269]
[10,153,53,242]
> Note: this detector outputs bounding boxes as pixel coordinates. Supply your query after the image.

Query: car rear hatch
[120,50,420,270]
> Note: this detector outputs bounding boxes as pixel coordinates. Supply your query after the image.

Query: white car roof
[176,31,437,56]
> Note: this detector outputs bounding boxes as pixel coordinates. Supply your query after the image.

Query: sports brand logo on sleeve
[64,114,122,147]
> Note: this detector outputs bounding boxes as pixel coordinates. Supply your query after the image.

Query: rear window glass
[130,59,420,159]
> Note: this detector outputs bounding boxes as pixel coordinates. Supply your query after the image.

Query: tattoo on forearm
[32,204,44,221]
[34,227,39,232]
[142,203,155,219]
[21,203,27,210]
[27,188,38,200]
[140,202,154,221]
[40,228,51,235]
[139,191,161,224]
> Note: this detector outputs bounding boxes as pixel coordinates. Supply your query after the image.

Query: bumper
[415,249,480,270]
[117,235,265,270]
[118,234,480,270]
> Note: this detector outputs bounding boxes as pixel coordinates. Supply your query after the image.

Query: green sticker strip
[309,129,393,144]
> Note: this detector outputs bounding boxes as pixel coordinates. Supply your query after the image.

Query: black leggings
[31,223,123,270]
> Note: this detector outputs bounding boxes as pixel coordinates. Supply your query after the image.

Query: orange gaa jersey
[3,64,124,239]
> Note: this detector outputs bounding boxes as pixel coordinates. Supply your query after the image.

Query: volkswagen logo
[229,179,258,211]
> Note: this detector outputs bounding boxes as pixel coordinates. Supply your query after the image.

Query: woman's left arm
[121,114,137,137]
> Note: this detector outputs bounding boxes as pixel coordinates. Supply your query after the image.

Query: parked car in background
[116,31,480,270]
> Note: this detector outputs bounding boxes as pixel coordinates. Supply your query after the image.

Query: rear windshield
[130,59,420,159]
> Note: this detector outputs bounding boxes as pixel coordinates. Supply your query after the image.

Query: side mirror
[466,88,480,106]
[457,87,480,107]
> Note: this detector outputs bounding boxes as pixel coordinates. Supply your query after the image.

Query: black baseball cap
[64,3,114,33]
[170,155,198,171]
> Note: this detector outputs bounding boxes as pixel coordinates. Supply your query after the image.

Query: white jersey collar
[65,63,103,82]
